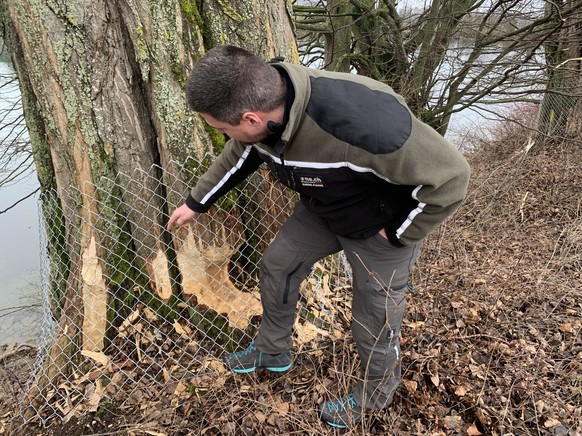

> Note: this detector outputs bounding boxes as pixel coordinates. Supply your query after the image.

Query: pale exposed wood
[81,236,109,352]
[174,212,262,330]
[147,248,174,300]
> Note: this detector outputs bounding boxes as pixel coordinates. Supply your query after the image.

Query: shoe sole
[318,405,355,429]
[324,421,348,429]
[232,362,293,374]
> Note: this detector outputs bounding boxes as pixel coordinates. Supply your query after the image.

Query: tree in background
[1,0,296,412]
[293,0,582,137]
[537,0,582,139]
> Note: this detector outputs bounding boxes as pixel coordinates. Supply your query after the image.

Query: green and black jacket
[186,61,470,247]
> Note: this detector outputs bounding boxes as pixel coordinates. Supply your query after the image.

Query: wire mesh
[22,157,351,425]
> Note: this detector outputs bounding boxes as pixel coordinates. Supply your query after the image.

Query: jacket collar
[268,63,311,153]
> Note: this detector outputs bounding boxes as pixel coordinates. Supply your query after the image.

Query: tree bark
[323,0,353,72]
[537,0,582,139]
[2,0,296,414]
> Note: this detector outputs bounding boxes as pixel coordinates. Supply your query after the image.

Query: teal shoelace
[327,393,358,412]
[233,342,257,358]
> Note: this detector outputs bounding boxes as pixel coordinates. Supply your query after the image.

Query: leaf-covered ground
[3,125,581,435]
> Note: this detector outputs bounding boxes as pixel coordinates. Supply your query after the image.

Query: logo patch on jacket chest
[299,175,326,188]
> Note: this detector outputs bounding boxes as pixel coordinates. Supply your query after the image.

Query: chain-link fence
[21,158,351,426]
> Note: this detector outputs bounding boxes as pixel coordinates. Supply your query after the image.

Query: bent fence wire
[24,157,352,425]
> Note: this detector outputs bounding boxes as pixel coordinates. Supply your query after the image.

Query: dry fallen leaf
[454,385,469,397]
[173,320,190,338]
[544,418,561,428]
[276,402,289,415]
[85,380,104,413]
[81,350,110,367]
[430,373,440,387]
[254,411,266,424]
[403,380,418,393]
[466,423,482,435]
[442,415,463,430]
[294,321,329,345]
[406,321,426,329]
[130,430,167,436]
[558,323,573,333]
[428,360,440,387]
[203,358,226,373]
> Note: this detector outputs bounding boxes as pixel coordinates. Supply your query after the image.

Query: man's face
[200,113,268,144]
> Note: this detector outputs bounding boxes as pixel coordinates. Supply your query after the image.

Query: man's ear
[241,111,263,126]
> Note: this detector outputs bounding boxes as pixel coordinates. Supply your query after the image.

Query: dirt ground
[2,124,581,435]
[0,344,37,434]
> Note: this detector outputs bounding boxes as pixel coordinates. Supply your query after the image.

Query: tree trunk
[537,0,582,139]
[323,0,352,72]
[2,0,296,415]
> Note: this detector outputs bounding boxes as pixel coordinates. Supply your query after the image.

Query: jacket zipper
[280,153,296,190]
[283,261,304,304]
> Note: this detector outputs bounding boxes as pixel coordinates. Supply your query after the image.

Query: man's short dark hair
[186,45,286,125]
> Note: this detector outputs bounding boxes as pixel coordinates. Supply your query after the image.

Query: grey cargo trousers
[254,202,422,410]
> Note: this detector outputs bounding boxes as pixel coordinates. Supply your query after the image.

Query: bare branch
[0,187,39,214]
[293,0,582,135]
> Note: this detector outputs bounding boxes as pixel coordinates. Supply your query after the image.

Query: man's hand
[167,204,198,231]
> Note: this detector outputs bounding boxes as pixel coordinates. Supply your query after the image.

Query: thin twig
[0,187,39,214]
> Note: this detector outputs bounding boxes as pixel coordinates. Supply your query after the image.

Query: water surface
[0,59,41,345]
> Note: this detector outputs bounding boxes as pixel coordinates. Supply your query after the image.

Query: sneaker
[318,392,363,429]
[225,342,292,374]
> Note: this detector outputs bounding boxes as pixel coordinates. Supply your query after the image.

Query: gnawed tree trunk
[1,0,297,415]
[174,211,263,330]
